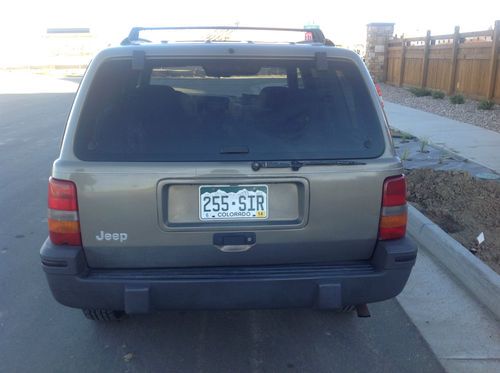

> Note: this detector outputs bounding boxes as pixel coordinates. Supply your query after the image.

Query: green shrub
[419,137,430,153]
[408,87,417,95]
[408,87,432,97]
[401,149,411,161]
[400,132,411,143]
[449,94,465,104]
[478,100,495,110]
[431,91,445,99]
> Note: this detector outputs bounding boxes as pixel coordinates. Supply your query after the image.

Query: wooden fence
[385,20,500,102]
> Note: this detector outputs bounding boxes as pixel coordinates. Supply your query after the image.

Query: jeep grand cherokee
[40,27,416,321]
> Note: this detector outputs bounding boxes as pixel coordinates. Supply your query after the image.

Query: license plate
[199,185,268,221]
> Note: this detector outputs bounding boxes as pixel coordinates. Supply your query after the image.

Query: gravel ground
[380,83,500,133]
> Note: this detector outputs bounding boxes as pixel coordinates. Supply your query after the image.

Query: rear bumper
[40,238,417,313]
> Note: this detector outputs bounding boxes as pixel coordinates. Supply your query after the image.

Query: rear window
[74,57,385,161]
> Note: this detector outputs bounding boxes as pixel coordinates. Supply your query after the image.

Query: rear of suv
[40,27,416,320]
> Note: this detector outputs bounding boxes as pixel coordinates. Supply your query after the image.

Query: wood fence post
[383,41,390,83]
[448,26,460,95]
[421,30,431,88]
[398,38,406,87]
[486,20,500,99]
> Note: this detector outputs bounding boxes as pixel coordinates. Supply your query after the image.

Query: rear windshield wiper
[251,159,366,171]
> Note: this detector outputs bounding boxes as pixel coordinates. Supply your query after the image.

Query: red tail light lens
[48,178,81,246]
[374,82,384,107]
[48,178,78,210]
[382,175,406,206]
[379,175,407,240]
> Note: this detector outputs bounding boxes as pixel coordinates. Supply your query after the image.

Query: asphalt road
[0,75,444,373]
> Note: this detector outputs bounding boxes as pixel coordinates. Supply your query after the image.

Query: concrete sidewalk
[398,246,500,373]
[384,102,500,174]
[399,207,500,373]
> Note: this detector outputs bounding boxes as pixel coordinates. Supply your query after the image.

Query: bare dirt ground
[406,169,500,274]
[380,83,500,133]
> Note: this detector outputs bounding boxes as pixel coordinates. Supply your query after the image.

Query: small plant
[419,137,430,153]
[478,99,495,110]
[449,94,465,104]
[408,87,432,97]
[401,149,410,161]
[400,132,410,143]
[401,149,411,161]
[431,90,445,99]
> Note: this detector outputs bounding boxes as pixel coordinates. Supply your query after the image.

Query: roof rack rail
[120,26,329,46]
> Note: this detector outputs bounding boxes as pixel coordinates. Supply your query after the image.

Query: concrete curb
[408,205,500,320]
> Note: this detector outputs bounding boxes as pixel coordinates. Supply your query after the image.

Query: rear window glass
[74,58,385,161]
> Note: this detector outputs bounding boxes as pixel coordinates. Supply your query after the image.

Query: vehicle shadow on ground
[78,301,443,373]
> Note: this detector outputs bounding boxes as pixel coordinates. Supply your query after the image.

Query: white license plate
[199,185,268,221]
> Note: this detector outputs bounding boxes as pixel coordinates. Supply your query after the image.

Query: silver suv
[40,27,416,321]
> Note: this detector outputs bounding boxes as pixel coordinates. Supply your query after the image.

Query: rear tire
[339,305,356,313]
[82,309,126,321]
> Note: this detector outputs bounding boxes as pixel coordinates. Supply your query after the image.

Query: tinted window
[74,58,384,161]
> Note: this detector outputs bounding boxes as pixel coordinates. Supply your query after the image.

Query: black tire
[82,309,126,321]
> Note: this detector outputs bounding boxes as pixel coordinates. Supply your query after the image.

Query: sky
[1,0,499,53]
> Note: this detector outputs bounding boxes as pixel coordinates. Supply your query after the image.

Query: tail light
[374,82,384,107]
[379,175,407,240]
[48,177,81,246]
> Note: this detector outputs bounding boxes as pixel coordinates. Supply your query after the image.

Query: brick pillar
[365,23,395,82]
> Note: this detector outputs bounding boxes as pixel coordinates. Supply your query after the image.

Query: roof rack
[120,26,329,46]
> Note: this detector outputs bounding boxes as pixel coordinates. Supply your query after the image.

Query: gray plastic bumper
[40,238,417,313]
